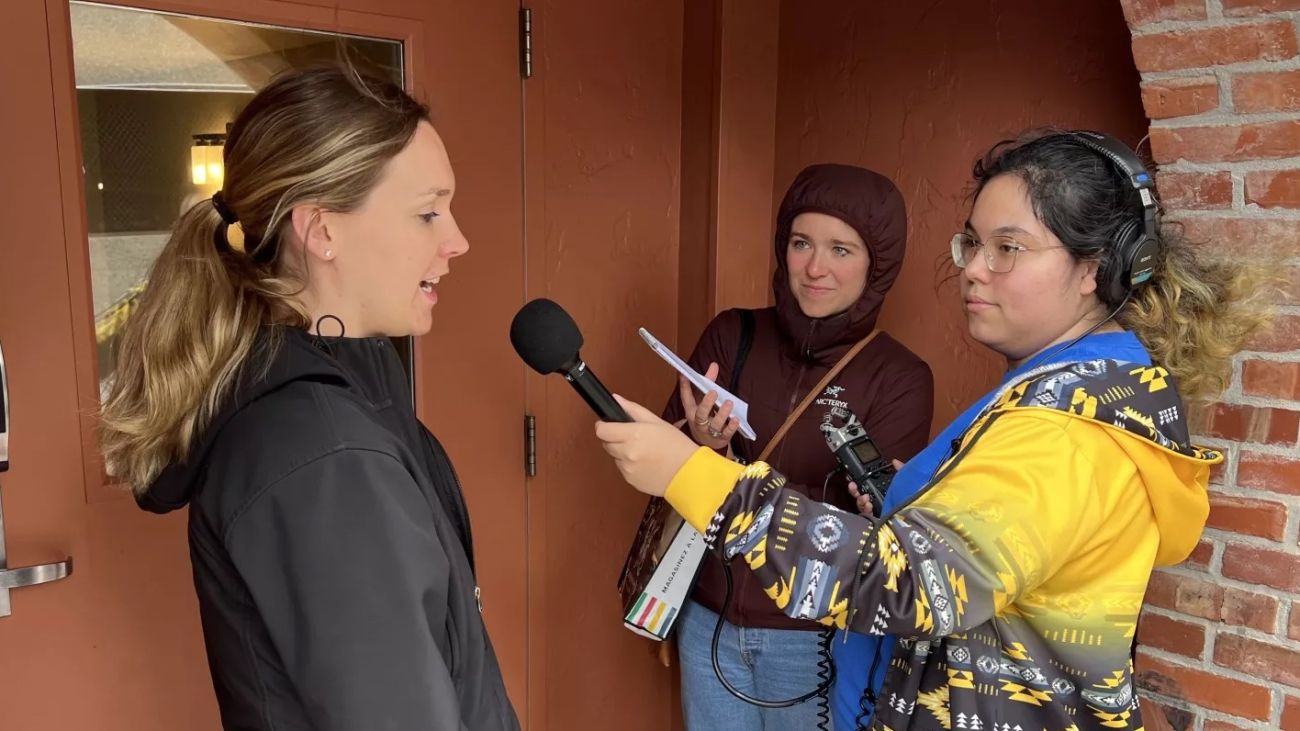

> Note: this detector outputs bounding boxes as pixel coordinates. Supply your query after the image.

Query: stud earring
[324,249,334,260]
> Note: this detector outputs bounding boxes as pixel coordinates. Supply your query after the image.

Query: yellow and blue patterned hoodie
[664,358,1216,731]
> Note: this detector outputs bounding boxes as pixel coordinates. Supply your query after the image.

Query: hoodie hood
[993,359,1217,567]
[137,327,409,514]
[773,163,908,363]
[1109,427,1215,566]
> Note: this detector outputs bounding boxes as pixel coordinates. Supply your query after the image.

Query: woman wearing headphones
[596,130,1271,731]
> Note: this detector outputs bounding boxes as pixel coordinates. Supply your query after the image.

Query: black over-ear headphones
[1068,130,1161,304]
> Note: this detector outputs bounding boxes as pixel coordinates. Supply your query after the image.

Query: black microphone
[509,298,630,423]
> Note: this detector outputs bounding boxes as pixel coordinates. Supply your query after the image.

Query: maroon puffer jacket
[662,163,933,631]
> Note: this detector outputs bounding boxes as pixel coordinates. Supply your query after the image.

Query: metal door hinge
[519,8,533,79]
[524,414,537,477]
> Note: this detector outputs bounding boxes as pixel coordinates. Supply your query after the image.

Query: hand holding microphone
[509,298,696,496]
[597,396,697,498]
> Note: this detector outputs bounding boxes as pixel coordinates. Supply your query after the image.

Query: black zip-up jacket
[139,327,519,731]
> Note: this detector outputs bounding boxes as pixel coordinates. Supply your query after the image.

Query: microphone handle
[566,361,631,423]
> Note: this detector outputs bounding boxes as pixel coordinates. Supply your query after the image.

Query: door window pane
[70,2,412,401]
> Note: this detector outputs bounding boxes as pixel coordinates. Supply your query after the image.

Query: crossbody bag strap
[756,330,881,463]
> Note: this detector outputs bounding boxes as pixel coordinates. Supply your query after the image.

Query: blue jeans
[677,600,833,730]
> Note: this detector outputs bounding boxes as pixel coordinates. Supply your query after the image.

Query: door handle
[0,558,73,591]
[0,340,73,618]
[0,485,73,618]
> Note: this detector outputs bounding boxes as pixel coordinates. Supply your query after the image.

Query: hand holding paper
[639,328,756,441]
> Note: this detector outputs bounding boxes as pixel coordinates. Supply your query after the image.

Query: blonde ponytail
[99,65,428,492]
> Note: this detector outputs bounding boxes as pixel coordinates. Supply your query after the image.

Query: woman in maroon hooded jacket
[662,164,934,729]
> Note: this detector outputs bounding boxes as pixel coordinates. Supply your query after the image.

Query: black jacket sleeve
[226,447,468,731]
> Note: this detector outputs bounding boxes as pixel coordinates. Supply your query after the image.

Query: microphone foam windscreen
[510,298,584,374]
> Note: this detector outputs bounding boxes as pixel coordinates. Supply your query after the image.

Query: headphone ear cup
[1127,234,1161,292]
[1101,220,1140,304]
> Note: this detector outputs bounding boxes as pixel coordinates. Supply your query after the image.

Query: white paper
[639,327,756,441]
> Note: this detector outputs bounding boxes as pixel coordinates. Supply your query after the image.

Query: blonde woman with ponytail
[99,66,518,731]
[593,130,1272,731]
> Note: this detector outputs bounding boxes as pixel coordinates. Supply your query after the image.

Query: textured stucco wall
[772,0,1149,429]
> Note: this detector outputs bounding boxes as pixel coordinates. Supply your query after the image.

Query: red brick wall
[1122,1,1300,729]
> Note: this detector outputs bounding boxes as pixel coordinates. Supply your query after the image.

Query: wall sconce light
[191,133,226,186]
